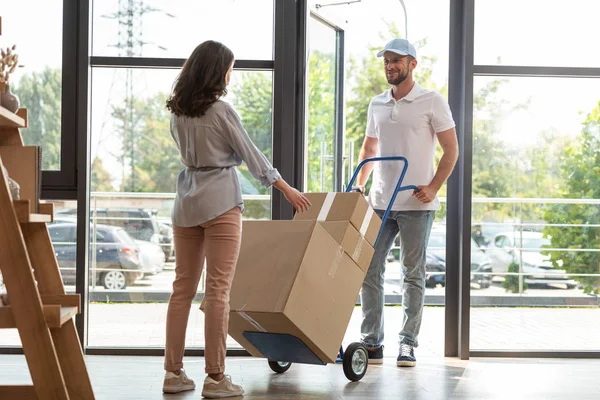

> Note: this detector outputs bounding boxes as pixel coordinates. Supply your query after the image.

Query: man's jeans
[360,209,435,348]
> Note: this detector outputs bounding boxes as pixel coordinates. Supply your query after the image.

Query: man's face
[383,52,413,85]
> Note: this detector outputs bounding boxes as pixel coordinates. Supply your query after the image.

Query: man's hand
[412,185,438,203]
[355,184,366,194]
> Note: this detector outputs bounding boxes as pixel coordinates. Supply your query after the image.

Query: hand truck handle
[346,156,419,246]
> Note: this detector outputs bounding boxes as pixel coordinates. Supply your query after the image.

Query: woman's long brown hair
[166,40,234,117]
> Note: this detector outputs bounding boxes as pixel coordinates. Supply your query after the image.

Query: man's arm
[355,136,379,193]
[413,128,459,203]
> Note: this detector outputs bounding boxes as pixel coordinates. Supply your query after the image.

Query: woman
[162,40,311,398]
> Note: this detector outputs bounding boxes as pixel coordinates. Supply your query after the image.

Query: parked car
[51,216,166,279]
[135,239,166,276]
[57,207,174,259]
[48,222,143,290]
[386,226,493,289]
[425,226,493,289]
[485,231,577,288]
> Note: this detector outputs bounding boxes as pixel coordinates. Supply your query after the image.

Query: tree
[91,156,115,192]
[305,49,337,192]
[543,102,600,294]
[13,67,62,170]
[503,261,528,293]
[110,92,181,193]
[230,72,273,196]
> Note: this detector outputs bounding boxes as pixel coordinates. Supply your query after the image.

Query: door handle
[343,141,354,191]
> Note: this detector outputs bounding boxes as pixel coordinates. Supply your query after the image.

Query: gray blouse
[170,100,281,227]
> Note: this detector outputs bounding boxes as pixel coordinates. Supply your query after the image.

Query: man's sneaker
[162,369,196,394]
[397,344,416,367]
[366,345,384,364]
[202,375,244,399]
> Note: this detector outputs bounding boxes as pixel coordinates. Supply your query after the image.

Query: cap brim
[376,49,410,58]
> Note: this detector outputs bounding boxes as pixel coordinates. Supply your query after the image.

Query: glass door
[305,12,345,192]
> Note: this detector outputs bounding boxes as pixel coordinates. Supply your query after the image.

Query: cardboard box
[320,221,374,273]
[207,220,365,364]
[293,192,382,247]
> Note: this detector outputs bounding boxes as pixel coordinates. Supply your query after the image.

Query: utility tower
[103,0,172,192]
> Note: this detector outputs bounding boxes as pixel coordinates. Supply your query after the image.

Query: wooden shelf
[0,106,26,128]
[0,306,78,329]
[40,293,81,313]
[0,385,37,400]
[0,100,96,398]
[19,213,53,224]
[13,200,54,223]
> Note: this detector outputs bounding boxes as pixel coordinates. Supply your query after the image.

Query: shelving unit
[0,105,95,399]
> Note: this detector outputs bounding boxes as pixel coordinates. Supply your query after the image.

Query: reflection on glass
[470,76,600,351]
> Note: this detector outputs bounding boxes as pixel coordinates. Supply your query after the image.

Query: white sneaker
[162,369,196,394]
[202,375,244,398]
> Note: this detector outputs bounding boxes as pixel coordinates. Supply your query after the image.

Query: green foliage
[305,49,336,192]
[111,92,181,193]
[543,102,600,293]
[502,261,528,293]
[91,156,115,192]
[230,71,273,196]
[13,67,62,170]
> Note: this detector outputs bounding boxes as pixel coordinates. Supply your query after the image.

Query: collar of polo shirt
[385,82,423,103]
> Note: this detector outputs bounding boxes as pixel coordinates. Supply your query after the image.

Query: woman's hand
[283,187,312,213]
[273,179,312,213]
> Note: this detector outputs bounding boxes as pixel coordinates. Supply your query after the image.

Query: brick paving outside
[2,305,598,355]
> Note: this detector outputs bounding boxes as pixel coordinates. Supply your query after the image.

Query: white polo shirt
[366,82,455,211]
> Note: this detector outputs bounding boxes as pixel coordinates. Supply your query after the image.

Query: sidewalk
[2,305,598,354]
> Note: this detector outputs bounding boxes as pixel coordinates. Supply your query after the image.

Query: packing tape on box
[328,247,344,277]
[237,311,267,332]
[317,192,336,221]
[352,238,364,261]
[360,207,374,236]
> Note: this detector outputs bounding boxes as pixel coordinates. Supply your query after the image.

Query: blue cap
[377,38,417,59]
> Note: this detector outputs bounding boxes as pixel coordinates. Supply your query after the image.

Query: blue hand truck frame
[242,156,418,381]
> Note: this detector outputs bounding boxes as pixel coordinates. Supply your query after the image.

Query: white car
[485,231,577,288]
[135,239,166,277]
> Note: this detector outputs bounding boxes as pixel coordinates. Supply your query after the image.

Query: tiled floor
[1,354,599,399]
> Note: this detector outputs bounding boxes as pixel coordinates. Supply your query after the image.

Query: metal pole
[519,201,524,294]
[347,141,354,190]
[320,141,326,190]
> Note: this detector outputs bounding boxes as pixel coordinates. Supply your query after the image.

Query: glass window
[305,16,338,193]
[91,0,274,60]
[474,0,600,67]
[115,229,137,246]
[87,67,273,347]
[310,0,450,357]
[94,229,110,244]
[1,0,63,170]
[49,225,74,243]
[471,76,600,351]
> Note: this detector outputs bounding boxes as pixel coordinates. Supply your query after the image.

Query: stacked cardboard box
[204,193,381,364]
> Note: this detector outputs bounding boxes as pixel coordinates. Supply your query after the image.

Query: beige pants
[164,207,242,374]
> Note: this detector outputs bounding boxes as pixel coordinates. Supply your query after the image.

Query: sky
[2,0,600,183]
